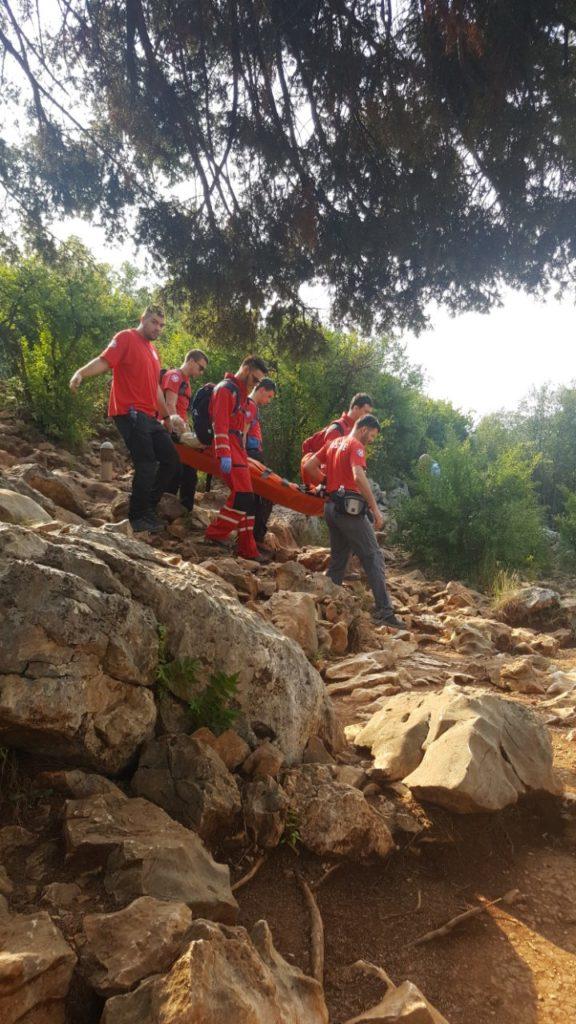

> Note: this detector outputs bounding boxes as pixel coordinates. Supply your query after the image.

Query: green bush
[395,439,549,587]
[556,489,576,560]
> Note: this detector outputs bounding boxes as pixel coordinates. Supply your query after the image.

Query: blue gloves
[246,436,260,451]
[220,456,232,475]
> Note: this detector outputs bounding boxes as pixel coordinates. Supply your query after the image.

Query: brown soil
[235,728,576,1024]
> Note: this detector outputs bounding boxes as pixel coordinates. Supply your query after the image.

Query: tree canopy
[2,1,576,335]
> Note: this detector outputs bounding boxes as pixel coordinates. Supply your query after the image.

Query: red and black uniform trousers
[205,431,260,559]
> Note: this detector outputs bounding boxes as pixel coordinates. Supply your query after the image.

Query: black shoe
[373,611,408,630]
[143,513,165,534]
[130,517,152,533]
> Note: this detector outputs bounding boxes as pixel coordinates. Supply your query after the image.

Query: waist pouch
[331,491,368,516]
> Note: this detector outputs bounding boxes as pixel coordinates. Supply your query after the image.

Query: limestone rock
[41,882,83,910]
[448,622,496,657]
[347,979,449,1023]
[324,650,399,682]
[100,918,329,1024]
[282,764,394,860]
[498,655,550,694]
[64,793,237,922]
[302,736,336,764]
[329,620,349,655]
[14,464,87,516]
[131,735,242,843]
[0,909,76,1024]
[0,487,53,526]
[495,586,561,627]
[265,591,318,656]
[243,741,285,779]
[355,687,560,813]
[213,728,251,770]
[200,557,259,599]
[78,896,192,996]
[243,777,289,849]
[275,560,310,591]
[297,547,331,572]
[36,769,126,801]
[0,523,331,765]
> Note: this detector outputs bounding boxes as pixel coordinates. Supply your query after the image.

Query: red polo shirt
[100,329,161,417]
[162,368,192,419]
[319,435,367,494]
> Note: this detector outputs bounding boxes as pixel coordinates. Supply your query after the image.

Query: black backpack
[191,379,241,445]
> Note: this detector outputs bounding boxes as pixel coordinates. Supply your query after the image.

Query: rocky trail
[1,411,576,1023]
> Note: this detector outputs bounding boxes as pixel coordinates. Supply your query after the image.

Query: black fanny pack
[331,490,368,516]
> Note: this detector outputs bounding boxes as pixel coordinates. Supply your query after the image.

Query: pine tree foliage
[2,2,576,337]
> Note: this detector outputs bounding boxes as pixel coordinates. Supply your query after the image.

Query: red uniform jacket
[210,373,248,459]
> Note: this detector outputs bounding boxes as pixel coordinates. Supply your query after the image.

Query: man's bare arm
[69,357,110,391]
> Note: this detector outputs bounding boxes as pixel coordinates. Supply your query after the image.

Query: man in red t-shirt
[245,377,277,546]
[204,355,269,560]
[69,304,180,533]
[300,392,374,485]
[308,414,405,629]
[161,348,209,510]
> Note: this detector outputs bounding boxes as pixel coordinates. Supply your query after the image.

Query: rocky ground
[1,410,576,1024]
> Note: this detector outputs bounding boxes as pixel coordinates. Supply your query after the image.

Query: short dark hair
[356,414,381,432]
[242,355,269,374]
[185,348,208,364]
[254,377,277,393]
[142,303,165,320]
[350,392,374,410]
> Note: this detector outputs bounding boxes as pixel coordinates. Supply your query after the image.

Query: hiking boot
[145,513,166,533]
[130,517,152,534]
[204,536,230,550]
[372,611,408,630]
[246,550,272,565]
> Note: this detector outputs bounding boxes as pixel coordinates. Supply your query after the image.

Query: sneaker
[372,611,408,630]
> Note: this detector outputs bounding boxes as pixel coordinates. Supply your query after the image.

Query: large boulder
[0,524,332,764]
[100,918,329,1024]
[0,487,53,526]
[0,529,157,773]
[0,907,77,1024]
[131,735,242,843]
[11,463,88,516]
[64,793,238,922]
[495,586,563,628]
[78,897,192,996]
[353,686,560,813]
[282,764,394,860]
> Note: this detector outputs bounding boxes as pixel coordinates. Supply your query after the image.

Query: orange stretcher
[176,444,325,517]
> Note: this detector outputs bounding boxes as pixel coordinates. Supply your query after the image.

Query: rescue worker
[245,377,277,547]
[69,304,180,533]
[162,349,209,510]
[301,392,374,485]
[204,355,269,560]
[306,414,406,628]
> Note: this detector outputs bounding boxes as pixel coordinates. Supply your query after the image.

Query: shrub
[556,489,576,561]
[395,439,549,588]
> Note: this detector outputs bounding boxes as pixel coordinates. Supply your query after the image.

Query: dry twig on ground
[406,888,521,948]
[297,872,325,984]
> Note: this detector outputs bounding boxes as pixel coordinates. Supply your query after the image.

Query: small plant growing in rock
[188,670,240,736]
[281,810,301,853]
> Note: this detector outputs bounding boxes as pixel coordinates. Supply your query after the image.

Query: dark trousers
[325,500,392,613]
[251,450,273,542]
[166,462,198,511]
[113,412,180,521]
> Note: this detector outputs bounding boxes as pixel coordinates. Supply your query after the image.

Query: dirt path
[237,735,576,1023]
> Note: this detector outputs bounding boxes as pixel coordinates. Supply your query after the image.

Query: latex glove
[169,414,187,436]
[246,436,260,451]
[220,456,232,475]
